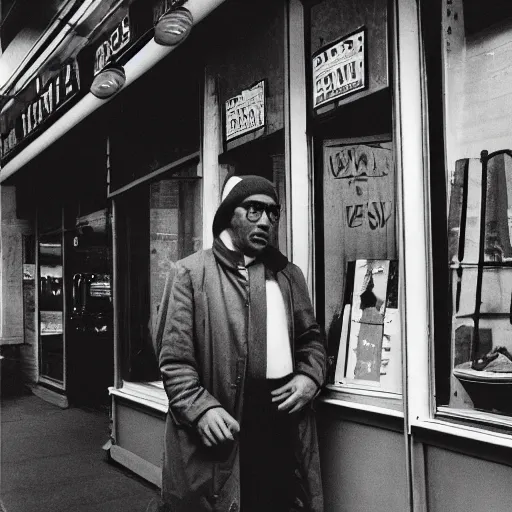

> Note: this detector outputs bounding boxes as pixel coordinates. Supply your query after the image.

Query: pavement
[0,389,161,512]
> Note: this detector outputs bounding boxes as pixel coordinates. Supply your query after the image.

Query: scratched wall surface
[0,186,32,346]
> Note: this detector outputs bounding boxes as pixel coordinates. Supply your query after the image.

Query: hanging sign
[225,80,265,142]
[312,28,366,109]
[1,60,80,162]
[94,14,131,75]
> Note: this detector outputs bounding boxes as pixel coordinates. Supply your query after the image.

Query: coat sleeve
[159,264,222,428]
[290,265,327,389]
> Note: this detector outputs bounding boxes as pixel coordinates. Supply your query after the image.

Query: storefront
[1,0,512,510]
[3,108,112,408]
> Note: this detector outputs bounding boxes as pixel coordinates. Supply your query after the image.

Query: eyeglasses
[240,201,281,224]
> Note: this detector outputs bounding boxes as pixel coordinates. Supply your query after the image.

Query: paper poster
[340,260,401,393]
[225,80,265,141]
[312,28,366,109]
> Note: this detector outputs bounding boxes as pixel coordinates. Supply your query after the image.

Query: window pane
[443,1,512,417]
[322,139,401,395]
[118,175,202,382]
[38,234,64,384]
[150,179,202,334]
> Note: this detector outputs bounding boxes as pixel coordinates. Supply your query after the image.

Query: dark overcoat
[158,240,326,512]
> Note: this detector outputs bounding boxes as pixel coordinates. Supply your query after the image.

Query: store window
[434,0,512,420]
[306,0,402,405]
[38,207,64,387]
[321,138,400,396]
[116,169,201,383]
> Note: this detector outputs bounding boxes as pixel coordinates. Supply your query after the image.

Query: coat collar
[212,236,289,273]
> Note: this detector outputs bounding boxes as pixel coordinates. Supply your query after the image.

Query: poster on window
[342,260,401,393]
[225,80,265,142]
[312,28,366,109]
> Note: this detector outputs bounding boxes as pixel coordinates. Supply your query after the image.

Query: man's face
[229,194,278,256]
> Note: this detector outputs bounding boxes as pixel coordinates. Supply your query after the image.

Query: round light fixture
[90,65,126,99]
[154,7,193,46]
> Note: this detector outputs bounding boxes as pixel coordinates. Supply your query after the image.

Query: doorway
[66,208,113,407]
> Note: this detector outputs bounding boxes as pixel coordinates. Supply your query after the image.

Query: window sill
[412,414,512,449]
[320,385,404,417]
[437,406,512,429]
[325,383,402,400]
[39,375,65,390]
[109,380,168,413]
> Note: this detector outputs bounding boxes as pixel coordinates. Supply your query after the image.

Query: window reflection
[38,235,64,384]
[449,151,512,415]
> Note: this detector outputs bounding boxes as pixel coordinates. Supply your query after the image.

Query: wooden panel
[317,409,408,512]
[110,445,162,488]
[322,139,396,338]
[115,400,165,470]
[425,445,512,512]
[310,0,388,114]
[21,281,38,383]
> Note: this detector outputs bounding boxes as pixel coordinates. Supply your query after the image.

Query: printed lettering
[2,60,79,159]
[94,15,131,74]
[65,64,73,96]
[55,76,60,105]
[121,16,130,44]
[22,113,27,137]
[336,66,344,86]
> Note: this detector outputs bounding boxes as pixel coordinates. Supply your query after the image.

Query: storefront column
[0,185,33,394]
[202,72,223,249]
[395,0,430,510]
[395,0,431,428]
[0,185,30,346]
[286,0,311,287]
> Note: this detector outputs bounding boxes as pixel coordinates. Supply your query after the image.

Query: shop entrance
[66,208,113,407]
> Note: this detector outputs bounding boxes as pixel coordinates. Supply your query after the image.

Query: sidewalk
[0,390,160,512]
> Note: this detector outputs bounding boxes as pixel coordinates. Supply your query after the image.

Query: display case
[436,0,512,422]
[448,151,512,415]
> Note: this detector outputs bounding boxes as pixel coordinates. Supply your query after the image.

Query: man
[158,173,326,512]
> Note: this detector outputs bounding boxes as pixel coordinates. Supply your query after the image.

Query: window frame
[421,0,512,437]
[113,163,202,384]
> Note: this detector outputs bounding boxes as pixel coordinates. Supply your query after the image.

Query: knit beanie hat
[212,172,278,236]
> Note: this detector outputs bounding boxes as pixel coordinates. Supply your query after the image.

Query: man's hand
[196,408,240,447]
[271,374,318,414]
